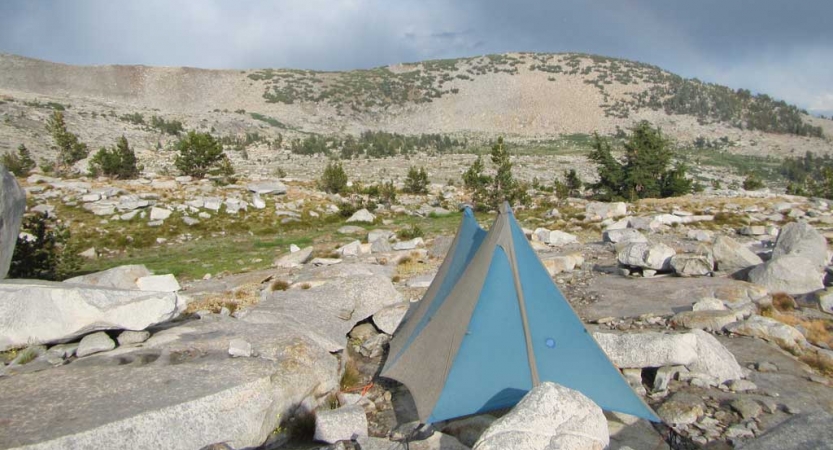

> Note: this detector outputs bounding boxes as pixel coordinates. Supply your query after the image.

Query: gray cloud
[0,0,831,114]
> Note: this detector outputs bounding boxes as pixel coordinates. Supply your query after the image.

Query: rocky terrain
[1,51,833,450]
[1,161,833,449]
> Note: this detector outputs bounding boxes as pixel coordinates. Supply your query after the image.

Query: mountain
[0,52,830,165]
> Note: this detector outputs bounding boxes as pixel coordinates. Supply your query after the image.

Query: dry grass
[766,310,833,349]
[270,279,290,291]
[771,292,797,312]
[184,283,261,314]
[801,352,833,377]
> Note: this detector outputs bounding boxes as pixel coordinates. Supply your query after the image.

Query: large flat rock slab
[0,280,186,351]
[0,316,339,450]
[579,275,746,320]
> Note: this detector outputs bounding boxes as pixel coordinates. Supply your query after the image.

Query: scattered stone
[688,329,745,383]
[532,228,578,246]
[368,229,395,243]
[442,415,496,448]
[756,361,778,372]
[731,398,762,419]
[117,330,151,345]
[228,338,253,357]
[687,230,714,242]
[251,193,266,209]
[670,253,714,277]
[76,331,117,357]
[657,393,704,425]
[274,247,313,268]
[79,247,98,259]
[671,309,741,332]
[406,274,434,288]
[314,404,369,444]
[814,289,833,314]
[246,181,287,195]
[473,382,608,450]
[136,274,181,292]
[726,379,758,392]
[149,206,172,221]
[712,236,763,273]
[542,254,583,275]
[748,255,824,296]
[593,331,697,368]
[372,302,410,335]
[586,201,627,220]
[740,225,766,236]
[183,216,200,226]
[350,323,379,342]
[359,333,389,358]
[603,228,647,244]
[394,238,424,250]
[693,297,727,311]
[771,221,829,268]
[347,208,376,223]
[617,242,676,271]
[653,365,687,392]
[726,315,807,353]
[338,225,366,234]
[337,240,363,257]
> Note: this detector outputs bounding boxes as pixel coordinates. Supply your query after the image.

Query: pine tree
[89,136,140,179]
[403,166,429,194]
[46,111,88,166]
[174,131,227,178]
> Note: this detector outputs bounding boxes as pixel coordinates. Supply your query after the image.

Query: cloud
[0,0,830,111]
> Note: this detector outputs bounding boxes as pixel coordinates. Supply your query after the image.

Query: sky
[1,0,831,116]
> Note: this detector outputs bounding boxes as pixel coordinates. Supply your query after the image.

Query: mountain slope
[0,52,830,165]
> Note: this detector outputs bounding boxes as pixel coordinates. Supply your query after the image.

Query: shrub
[404,166,429,194]
[9,213,82,281]
[378,180,397,205]
[320,161,348,194]
[1,144,36,176]
[89,136,140,179]
[150,115,184,135]
[397,225,424,240]
[742,173,764,191]
[174,131,229,178]
[270,280,290,291]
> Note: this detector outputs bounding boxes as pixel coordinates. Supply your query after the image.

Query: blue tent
[381,203,660,423]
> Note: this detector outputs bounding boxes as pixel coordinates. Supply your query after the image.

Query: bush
[150,115,184,135]
[404,166,429,194]
[174,131,229,178]
[9,213,82,281]
[378,180,397,205]
[588,121,693,201]
[320,161,348,194]
[89,136,140,179]
[1,144,36,176]
[397,225,424,240]
[742,173,765,191]
[462,137,529,211]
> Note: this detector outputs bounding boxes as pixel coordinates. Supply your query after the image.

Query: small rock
[228,339,253,357]
[347,209,376,223]
[756,361,778,373]
[76,332,116,357]
[726,379,757,392]
[117,330,151,345]
[731,398,762,419]
[314,405,369,444]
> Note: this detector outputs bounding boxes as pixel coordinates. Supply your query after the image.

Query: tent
[381,203,660,424]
